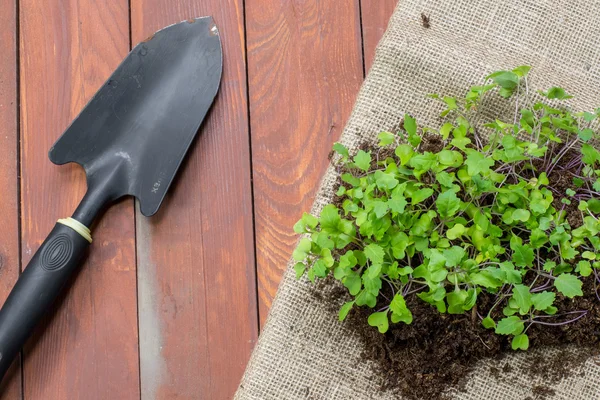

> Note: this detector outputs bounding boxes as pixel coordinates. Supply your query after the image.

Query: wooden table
[0,1,396,398]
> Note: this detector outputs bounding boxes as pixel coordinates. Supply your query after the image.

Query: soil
[316,139,600,399]
[314,276,600,400]
[420,132,445,153]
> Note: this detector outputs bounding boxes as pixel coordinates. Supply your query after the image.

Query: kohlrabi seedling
[294,66,600,351]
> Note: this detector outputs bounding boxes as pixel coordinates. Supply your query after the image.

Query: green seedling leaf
[395,144,415,165]
[409,153,437,172]
[439,122,453,139]
[512,334,529,350]
[436,190,461,218]
[355,290,377,308]
[488,71,519,90]
[512,243,534,267]
[447,223,466,240]
[583,111,597,122]
[389,193,408,214]
[495,316,525,335]
[465,150,495,176]
[482,317,496,329]
[320,205,341,232]
[436,171,455,187]
[512,209,530,222]
[341,173,360,187]
[338,301,354,321]
[529,228,548,248]
[364,243,385,264]
[541,86,573,100]
[579,128,594,142]
[310,259,328,280]
[354,150,371,172]
[499,261,522,284]
[444,246,466,267]
[554,273,583,298]
[582,251,596,260]
[582,144,600,165]
[471,270,502,289]
[368,311,389,333]
[373,201,389,218]
[576,260,592,277]
[542,261,556,272]
[343,273,362,296]
[450,136,471,151]
[447,290,468,314]
[560,244,578,261]
[411,188,434,205]
[404,114,417,136]
[375,171,399,190]
[390,293,413,324]
[531,291,555,311]
[440,97,457,117]
[587,199,600,213]
[512,65,531,77]
[378,132,396,146]
[294,212,319,233]
[474,212,489,231]
[545,305,558,315]
[313,231,334,250]
[294,262,306,279]
[293,238,312,261]
[512,284,532,314]
[332,142,349,158]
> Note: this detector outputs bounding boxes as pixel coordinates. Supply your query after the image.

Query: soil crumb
[421,13,431,29]
[532,384,556,398]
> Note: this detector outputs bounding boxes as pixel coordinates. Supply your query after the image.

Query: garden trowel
[0,17,222,381]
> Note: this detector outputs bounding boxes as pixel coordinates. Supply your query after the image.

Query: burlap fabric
[235,1,600,398]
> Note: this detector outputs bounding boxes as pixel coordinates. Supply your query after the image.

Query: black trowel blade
[49,17,223,217]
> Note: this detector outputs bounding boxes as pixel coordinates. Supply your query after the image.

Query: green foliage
[295,66,600,351]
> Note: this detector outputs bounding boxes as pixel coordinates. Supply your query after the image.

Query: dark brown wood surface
[362,0,399,71]
[249,0,397,326]
[19,0,139,398]
[0,1,21,398]
[131,1,258,399]
[247,0,365,326]
[0,1,395,398]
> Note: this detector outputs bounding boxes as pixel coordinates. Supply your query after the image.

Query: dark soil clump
[532,385,556,398]
[314,277,600,400]
[420,133,444,153]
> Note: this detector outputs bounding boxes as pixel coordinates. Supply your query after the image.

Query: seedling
[294,66,600,350]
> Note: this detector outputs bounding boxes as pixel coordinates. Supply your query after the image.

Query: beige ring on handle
[57,218,92,244]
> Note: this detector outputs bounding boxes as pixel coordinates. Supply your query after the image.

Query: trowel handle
[0,219,91,381]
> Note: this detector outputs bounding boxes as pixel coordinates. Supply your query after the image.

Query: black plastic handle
[0,222,90,379]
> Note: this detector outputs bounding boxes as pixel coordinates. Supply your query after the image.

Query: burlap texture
[236,1,600,398]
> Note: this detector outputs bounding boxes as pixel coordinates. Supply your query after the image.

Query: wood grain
[131,2,258,399]
[0,1,22,398]
[19,1,139,398]
[361,0,398,71]
[247,0,364,325]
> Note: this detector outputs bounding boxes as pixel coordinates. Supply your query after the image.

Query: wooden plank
[247,0,365,325]
[0,0,22,398]
[361,0,398,71]
[19,1,139,398]
[131,2,258,399]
